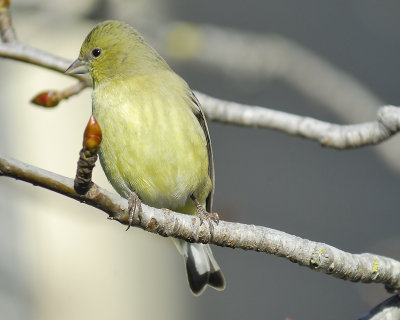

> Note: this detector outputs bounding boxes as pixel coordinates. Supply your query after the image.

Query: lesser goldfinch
[66,20,225,295]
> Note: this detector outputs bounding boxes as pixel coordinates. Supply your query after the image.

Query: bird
[66,20,225,295]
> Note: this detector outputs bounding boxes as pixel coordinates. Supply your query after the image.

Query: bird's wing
[190,91,214,212]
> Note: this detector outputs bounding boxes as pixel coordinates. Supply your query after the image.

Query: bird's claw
[192,196,219,235]
[126,193,142,231]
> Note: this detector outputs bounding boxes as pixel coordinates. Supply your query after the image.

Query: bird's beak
[65,58,89,75]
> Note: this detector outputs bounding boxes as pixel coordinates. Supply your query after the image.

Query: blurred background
[1,0,400,319]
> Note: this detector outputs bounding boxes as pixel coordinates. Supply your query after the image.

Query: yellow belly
[92,72,211,214]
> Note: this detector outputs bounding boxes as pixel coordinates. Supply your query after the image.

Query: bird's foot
[126,192,142,231]
[191,195,219,235]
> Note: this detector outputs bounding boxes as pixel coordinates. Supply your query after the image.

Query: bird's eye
[92,48,102,58]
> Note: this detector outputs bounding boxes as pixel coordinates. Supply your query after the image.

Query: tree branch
[1,153,399,292]
[0,40,90,83]
[196,92,400,149]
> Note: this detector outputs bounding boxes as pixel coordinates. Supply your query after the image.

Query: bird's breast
[91,75,211,211]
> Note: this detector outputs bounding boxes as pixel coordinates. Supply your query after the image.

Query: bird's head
[66,20,169,85]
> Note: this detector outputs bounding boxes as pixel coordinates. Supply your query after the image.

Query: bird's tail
[173,239,225,295]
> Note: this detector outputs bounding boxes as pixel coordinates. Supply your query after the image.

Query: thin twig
[31,81,90,107]
[0,41,89,83]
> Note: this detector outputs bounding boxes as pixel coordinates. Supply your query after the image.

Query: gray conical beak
[65,58,89,75]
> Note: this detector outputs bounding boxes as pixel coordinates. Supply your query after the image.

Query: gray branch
[196,92,400,149]
[0,41,89,83]
[1,153,400,292]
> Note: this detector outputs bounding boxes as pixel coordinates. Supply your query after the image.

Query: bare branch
[31,81,89,107]
[0,40,89,83]
[196,92,400,149]
[1,153,400,291]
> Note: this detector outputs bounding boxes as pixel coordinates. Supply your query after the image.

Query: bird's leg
[126,192,143,231]
[190,195,219,235]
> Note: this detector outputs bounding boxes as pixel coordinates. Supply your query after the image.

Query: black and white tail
[173,239,225,295]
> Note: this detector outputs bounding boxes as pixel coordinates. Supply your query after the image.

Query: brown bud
[31,91,60,107]
[0,0,10,10]
[83,115,102,151]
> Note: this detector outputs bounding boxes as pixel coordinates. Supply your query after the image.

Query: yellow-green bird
[66,20,225,295]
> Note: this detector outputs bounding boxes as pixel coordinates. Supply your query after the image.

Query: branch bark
[196,92,400,149]
[1,153,399,292]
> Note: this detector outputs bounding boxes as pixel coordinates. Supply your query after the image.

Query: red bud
[83,115,102,151]
[31,91,60,107]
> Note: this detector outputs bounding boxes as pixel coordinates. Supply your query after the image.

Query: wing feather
[190,92,214,212]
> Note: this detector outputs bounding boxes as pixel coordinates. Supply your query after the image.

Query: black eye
[92,48,102,58]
